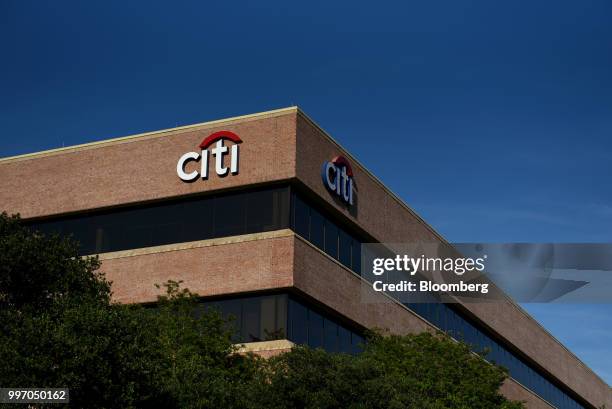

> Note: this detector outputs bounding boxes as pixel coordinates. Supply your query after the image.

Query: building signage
[176,130,242,182]
[321,155,354,205]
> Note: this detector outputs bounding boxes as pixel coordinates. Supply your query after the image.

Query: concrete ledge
[236,339,295,358]
[96,229,294,260]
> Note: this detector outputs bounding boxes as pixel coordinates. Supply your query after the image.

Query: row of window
[288,296,364,354]
[28,186,291,255]
[291,192,362,274]
[198,293,364,355]
[408,303,585,409]
[199,294,288,343]
[27,186,366,277]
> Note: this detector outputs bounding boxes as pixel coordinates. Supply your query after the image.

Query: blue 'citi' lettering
[321,157,354,205]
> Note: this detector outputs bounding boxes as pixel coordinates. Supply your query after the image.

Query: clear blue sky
[1,0,610,384]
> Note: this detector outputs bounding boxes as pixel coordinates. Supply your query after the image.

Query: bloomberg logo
[321,156,354,206]
[176,130,242,182]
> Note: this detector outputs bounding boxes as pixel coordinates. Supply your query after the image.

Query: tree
[0,211,108,311]
[0,213,256,408]
[150,280,260,409]
[249,332,525,409]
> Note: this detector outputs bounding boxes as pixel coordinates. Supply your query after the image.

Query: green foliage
[0,212,108,311]
[251,331,524,409]
[0,213,257,408]
[0,212,524,409]
[151,280,260,409]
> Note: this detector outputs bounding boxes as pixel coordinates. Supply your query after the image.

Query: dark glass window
[198,298,241,342]
[310,209,325,250]
[287,295,363,355]
[214,193,246,237]
[308,309,324,348]
[273,294,288,340]
[292,194,310,239]
[28,186,290,255]
[338,228,351,268]
[241,297,261,342]
[338,326,351,353]
[325,221,338,259]
[260,295,287,340]
[352,240,362,274]
[289,298,307,345]
[351,333,364,355]
[324,318,338,352]
[200,294,288,344]
[181,199,214,243]
[246,189,289,233]
[290,191,363,276]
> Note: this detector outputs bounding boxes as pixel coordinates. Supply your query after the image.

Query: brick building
[1,107,609,408]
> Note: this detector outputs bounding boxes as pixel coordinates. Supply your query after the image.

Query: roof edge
[0,106,298,164]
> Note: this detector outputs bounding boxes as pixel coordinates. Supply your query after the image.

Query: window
[352,239,362,274]
[351,333,364,355]
[325,221,338,259]
[241,297,261,342]
[292,194,309,239]
[290,191,363,276]
[289,298,307,345]
[200,294,287,343]
[324,318,339,352]
[310,209,325,250]
[338,326,351,353]
[288,295,363,355]
[28,186,290,255]
[247,189,289,232]
[308,309,324,348]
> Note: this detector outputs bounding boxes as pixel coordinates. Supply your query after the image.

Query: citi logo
[176,131,242,182]
[321,156,354,206]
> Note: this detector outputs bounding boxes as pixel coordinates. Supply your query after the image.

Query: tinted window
[292,194,310,239]
[199,294,289,343]
[260,296,279,341]
[352,240,361,274]
[308,310,324,348]
[338,326,351,353]
[214,193,246,237]
[310,209,324,250]
[338,228,351,268]
[351,333,364,354]
[288,296,363,354]
[274,294,288,340]
[241,297,260,342]
[181,199,214,242]
[28,186,290,255]
[324,318,338,352]
[290,191,363,275]
[246,188,289,233]
[325,221,338,259]
[289,298,307,345]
